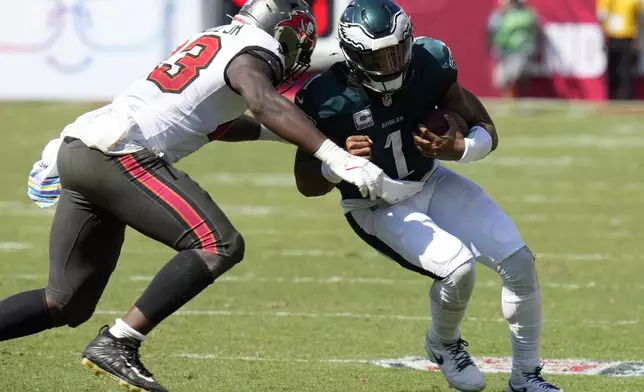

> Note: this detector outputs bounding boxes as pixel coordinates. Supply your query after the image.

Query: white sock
[428,260,475,345]
[109,318,147,341]
[497,248,542,369]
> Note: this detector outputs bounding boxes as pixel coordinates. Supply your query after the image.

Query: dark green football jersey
[295,37,458,200]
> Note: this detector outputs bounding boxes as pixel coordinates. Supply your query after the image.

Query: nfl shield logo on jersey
[382,94,393,107]
[353,109,375,131]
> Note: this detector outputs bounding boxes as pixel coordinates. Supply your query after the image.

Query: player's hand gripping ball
[414,109,469,161]
[420,108,469,136]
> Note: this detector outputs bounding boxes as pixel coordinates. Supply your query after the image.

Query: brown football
[420,108,470,137]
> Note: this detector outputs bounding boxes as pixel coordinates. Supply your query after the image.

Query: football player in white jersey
[0,1,422,391]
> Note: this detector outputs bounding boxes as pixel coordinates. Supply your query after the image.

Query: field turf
[0,100,643,391]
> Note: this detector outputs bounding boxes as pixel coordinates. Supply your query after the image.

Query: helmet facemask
[341,35,413,93]
[338,0,414,94]
[236,0,317,94]
[274,15,317,93]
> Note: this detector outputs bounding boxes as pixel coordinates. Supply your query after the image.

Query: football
[420,108,470,137]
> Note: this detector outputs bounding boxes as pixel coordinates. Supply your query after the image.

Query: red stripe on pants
[118,155,218,253]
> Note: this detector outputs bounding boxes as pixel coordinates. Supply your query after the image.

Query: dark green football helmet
[338,0,413,93]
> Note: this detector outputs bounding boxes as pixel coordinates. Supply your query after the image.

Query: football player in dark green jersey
[292,1,561,392]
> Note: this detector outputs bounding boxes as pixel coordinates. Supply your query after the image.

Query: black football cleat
[81,325,168,392]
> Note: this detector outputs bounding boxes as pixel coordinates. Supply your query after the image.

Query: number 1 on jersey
[147,35,222,94]
[385,130,413,179]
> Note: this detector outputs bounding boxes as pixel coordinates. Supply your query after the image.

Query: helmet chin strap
[363,73,404,94]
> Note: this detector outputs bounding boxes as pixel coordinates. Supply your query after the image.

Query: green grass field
[1,101,643,391]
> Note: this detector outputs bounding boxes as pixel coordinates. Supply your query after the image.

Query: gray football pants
[46,137,244,327]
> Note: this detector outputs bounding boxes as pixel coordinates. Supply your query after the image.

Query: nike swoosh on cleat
[125,360,156,383]
[430,350,444,365]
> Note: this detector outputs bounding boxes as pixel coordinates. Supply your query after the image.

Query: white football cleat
[425,335,486,392]
[506,365,563,392]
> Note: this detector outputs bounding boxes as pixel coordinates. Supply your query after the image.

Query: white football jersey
[62,23,285,164]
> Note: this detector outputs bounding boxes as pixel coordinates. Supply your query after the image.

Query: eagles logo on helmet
[338,0,414,94]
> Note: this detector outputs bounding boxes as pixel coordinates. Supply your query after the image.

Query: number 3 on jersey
[147,35,222,94]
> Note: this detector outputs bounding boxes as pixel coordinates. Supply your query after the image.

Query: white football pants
[347,164,526,278]
[346,163,542,367]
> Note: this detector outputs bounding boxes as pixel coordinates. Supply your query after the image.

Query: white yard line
[502,135,644,149]
[12,274,40,279]
[195,173,294,187]
[219,204,277,217]
[0,200,284,218]
[12,272,644,291]
[92,309,454,322]
[483,156,588,167]
[175,353,644,377]
[500,194,644,205]
[91,309,639,327]
[614,123,639,134]
[177,353,370,364]
[0,242,33,251]
[537,253,615,261]
[261,251,636,261]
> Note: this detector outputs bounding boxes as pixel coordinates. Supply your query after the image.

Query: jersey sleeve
[414,36,458,98]
[293,73,340,141]
[246,48,285,87]
[294,74,324,127]
[293,67,351,145]
[223,26,286,91]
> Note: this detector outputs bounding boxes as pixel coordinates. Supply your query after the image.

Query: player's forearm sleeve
[457,126,493,163]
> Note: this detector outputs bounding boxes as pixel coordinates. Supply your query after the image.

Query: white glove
[314,139,383,201]
[379,175,424,204]
[322,164,422,204]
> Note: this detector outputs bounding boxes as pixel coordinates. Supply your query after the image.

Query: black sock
[135,250,215,324]
[0,289,54,341]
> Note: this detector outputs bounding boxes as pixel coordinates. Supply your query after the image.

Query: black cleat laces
[444,339,476,372]
[524,365,559,389]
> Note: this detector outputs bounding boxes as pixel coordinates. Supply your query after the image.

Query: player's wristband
[258,125,288,143]
[457,126,493,163]
[314,139,345,184]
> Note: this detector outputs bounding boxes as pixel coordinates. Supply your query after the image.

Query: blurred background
[2,0,644,101]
